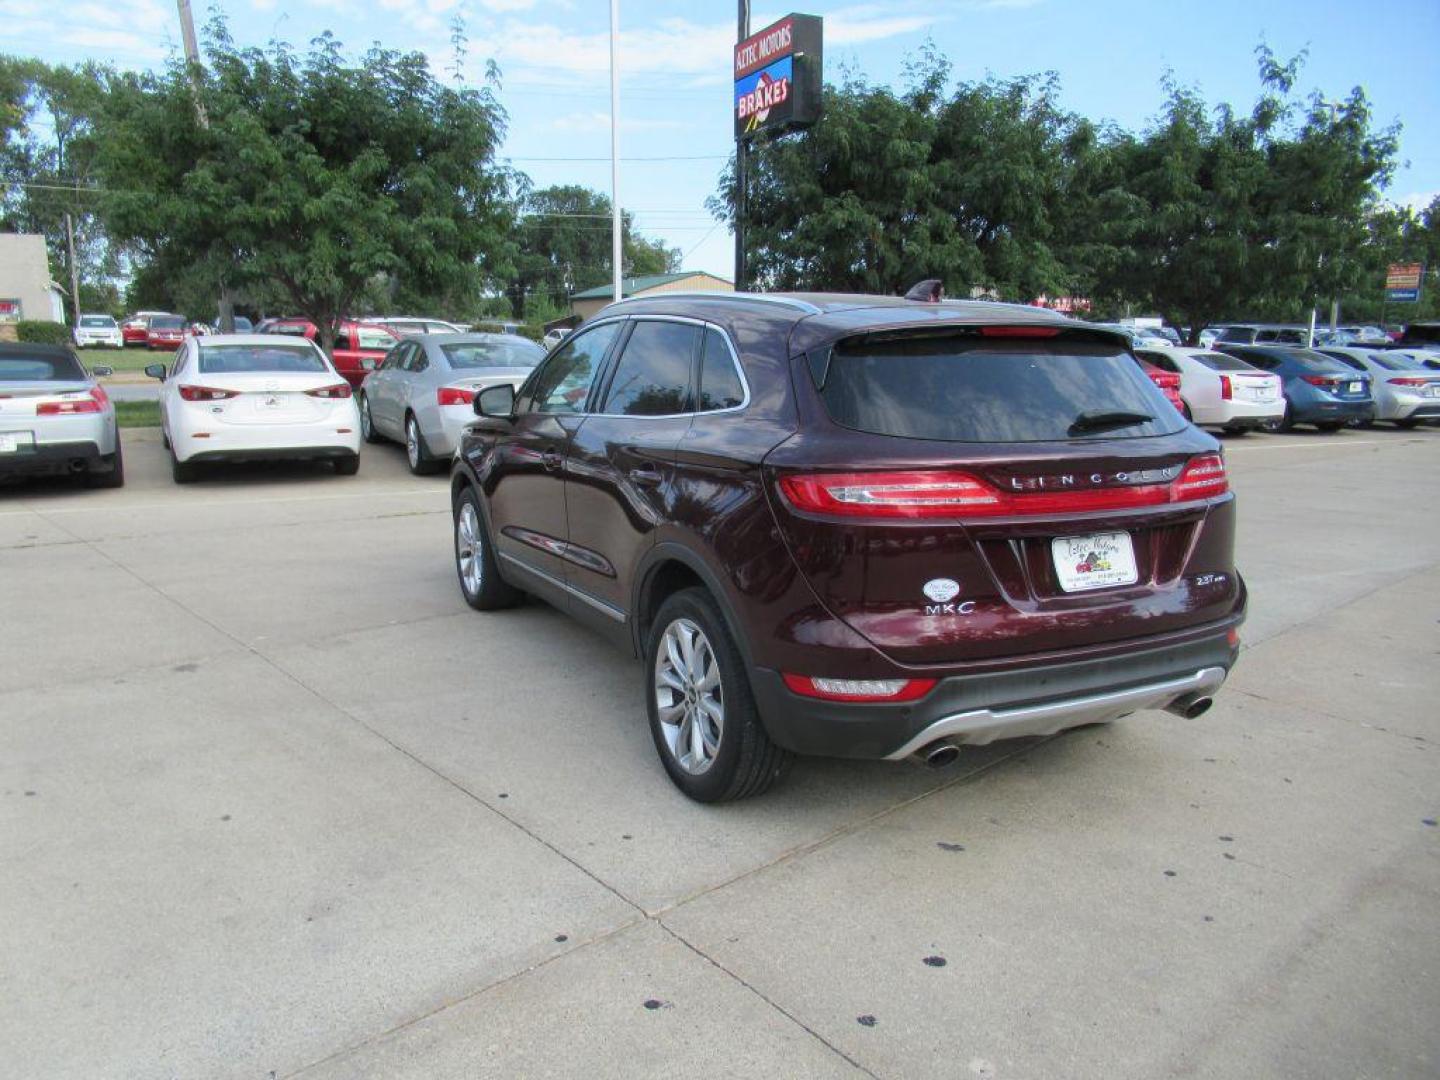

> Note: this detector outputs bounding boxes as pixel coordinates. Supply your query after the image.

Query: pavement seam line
[656,921,883,1080]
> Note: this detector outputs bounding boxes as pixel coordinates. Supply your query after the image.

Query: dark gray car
[358,333,545,474]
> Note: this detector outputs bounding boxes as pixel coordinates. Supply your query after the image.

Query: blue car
[1223,345,1375,431]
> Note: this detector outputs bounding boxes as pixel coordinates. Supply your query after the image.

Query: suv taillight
[305,383,352,399]
[178,385,239,401]
[437,386,476,406]
[779,455,1230,520]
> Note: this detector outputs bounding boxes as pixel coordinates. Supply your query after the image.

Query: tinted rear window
[1199,351,1258,372]
[0,352,86,381]
[1370,351,1424,371]
[442,340,544,369]
[198,345,328,374]
[1403,325,1440,344]
[819,336,1184,442]
[151,316,184,329]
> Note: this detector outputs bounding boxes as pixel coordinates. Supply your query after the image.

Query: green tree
[1087,49,1399,340]
[1,57,118,322]
[506,183,680,319]
[710,51,1090,299]
[93,19,515,352]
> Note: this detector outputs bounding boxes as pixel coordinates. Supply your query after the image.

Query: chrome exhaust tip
[1165,695,1214,720]
[920,742,961,769]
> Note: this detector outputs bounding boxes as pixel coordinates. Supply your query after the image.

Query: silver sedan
[358,333,546,474]
[0,342,123,487]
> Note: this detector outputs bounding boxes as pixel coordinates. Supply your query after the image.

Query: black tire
[1395,418,1420,430]
[359,393,384,444]
[86,440,125,488]
[405,413,442,475]
[645,587,792,803]
[1181,401,1193,422]
[453,485,521,611]
[1221,425,1248,436]
[1277,402,1295,432]
[1316,421,1344,433]
[161,430,171,450]
[334,454,360,476]
[171,447,198,484]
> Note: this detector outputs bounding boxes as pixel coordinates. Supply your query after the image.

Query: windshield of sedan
[80,315,116,328]
[1369,351,1425,371]
[0,352,87,381]
[1199,351,1260,372]
[443,340,545,369]
[198,344,329,374]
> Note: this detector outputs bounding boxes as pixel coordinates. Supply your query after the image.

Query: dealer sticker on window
[1052,531,1139,593]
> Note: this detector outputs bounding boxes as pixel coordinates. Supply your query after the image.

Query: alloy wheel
[653,617,723,775]
[360,396,372,439]
[406,419,421,469]
[456,502,483,596]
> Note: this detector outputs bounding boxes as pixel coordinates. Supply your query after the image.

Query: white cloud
[1396,191,1439,214]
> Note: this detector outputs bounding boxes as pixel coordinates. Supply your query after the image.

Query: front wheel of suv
[454,486,521,611]
[646,588,792,802]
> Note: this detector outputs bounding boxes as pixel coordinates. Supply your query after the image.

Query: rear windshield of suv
[198,344,328,374]
[818,335,1185,442]
[80,315,116,328]
[150,316,184,329]
[0,352,86,381]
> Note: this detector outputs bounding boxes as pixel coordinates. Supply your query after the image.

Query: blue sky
[4,0,1437,281]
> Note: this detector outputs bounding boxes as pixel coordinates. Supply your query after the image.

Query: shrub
[16,320,72,346]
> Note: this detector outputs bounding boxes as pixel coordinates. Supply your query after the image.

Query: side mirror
[476,384,515,418]
[144,363,166,380]
[91,365,114,377]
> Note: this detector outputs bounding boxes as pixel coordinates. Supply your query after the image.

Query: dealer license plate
[1348,381,1362,394]
[0,432,34,453]
[1052,531,1139,593]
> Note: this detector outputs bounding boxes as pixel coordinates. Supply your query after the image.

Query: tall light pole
[609,0,622,306]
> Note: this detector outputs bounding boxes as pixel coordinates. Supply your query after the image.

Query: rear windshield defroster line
[816,335,1185,443]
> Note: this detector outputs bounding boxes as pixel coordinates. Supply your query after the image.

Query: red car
[122,311,172,347]
[265,319,401,388]
[145,315,188,350]
[1139,358,1185,413]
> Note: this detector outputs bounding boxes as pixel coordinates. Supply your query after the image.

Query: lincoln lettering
[1007,466,1181,491]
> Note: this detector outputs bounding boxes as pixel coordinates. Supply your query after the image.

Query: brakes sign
[733,14,822,139]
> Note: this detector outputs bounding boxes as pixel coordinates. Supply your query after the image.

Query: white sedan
[1135,346,1285,432]
[147,334,361,483]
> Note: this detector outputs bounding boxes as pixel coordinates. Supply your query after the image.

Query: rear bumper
[0,439,117,478]
[1197,400,1284,427]
[1384,396,1440,422]
[1291,398,1373,423]
[749,623,1241,760]
[184,446,358,464]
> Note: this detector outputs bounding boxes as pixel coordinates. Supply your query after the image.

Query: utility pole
[734,0,750,292]
[609,0,623,308]
[65,212,81,327]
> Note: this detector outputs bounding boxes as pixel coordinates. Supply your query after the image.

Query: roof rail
[604,291,823,315]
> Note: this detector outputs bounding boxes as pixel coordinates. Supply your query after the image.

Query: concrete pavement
[2,426,1437,1079]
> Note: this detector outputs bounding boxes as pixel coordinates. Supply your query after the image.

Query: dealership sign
[1385,262,1424,303]
[734,14,823,139]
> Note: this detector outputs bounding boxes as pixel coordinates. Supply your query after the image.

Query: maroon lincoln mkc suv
[450,292,1245,801]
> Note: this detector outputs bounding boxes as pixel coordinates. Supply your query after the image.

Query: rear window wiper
[1068,410,1155,435]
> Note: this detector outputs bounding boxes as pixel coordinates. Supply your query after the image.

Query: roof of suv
[599,291,1114,355]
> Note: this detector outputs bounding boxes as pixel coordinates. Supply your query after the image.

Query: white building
[0,234,67,324]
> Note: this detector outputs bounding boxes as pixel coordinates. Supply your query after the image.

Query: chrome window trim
[588,315,751,420]
[498,552,627,623]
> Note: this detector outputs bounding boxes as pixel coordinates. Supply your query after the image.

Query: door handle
[628,467,664,487]
[542,451,563,472]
